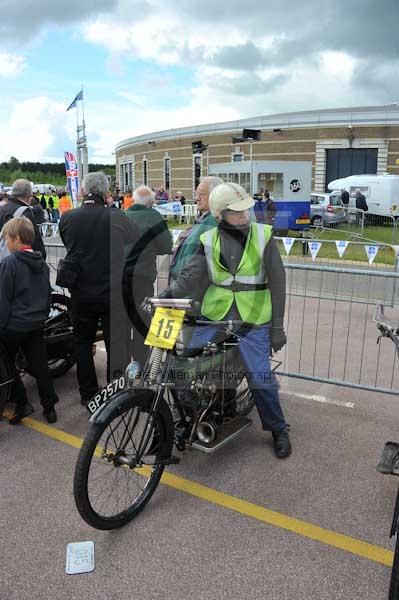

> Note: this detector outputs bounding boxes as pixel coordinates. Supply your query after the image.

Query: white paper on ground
[66,541,95,575]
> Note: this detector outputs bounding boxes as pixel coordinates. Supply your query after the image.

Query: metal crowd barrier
[279,263,399,395]
[309,208,399,244]
[274,236,399,269]
[44,239,399,395]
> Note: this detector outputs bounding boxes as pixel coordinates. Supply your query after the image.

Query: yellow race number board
[145,307,186,350]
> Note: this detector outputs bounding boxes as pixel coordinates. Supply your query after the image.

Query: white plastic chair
[179,204,192,224]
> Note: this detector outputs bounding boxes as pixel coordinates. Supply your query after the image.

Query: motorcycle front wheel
[74,395,173,530]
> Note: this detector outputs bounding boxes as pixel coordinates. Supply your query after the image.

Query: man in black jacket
[0,179,46,258]
[124,185,173,368]
[59,172,139,405]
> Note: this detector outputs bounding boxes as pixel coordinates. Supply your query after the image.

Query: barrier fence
[44,238,399,395]
[279,263,399,395]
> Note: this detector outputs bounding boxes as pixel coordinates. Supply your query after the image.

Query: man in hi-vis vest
[161,182,291,458]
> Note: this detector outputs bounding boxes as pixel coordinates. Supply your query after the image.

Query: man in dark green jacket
[169,176,223,292]
[124,185,173,368]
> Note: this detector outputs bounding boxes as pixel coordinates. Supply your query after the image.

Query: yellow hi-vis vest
[199,223,273,324]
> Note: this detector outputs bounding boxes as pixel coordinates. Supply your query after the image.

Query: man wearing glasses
[169,176,223,292]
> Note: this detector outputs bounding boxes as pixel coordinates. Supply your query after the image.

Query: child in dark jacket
[0,217,59,424]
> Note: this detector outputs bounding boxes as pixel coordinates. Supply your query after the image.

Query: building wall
[116,121,399,197]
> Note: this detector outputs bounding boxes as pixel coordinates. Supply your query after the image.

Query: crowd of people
[0,174,291,458]
[1,190,74,224]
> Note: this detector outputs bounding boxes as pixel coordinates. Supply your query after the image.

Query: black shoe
[43,408,57,424]
[9,401,34,425]
[272,428,292,459]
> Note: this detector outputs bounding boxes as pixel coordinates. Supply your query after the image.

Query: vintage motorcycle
[73,297,262,530]
[0,293,77,420]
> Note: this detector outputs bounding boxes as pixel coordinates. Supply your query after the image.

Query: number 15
[156,318,175,339]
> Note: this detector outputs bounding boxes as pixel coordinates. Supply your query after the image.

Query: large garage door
[325,148,378,191]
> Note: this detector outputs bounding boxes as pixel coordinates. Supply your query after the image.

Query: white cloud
[0,97,75,162]
[87,94,239,163]
[77,1,399,156]
[0,52,26,77]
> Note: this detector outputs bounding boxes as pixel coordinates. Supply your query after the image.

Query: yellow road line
[5,411,394,567]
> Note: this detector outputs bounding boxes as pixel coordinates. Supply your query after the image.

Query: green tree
[8,156,20,170]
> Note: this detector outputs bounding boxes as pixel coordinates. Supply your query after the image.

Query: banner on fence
[282,237,295,255]
[364,245,379,265]
[153,201,182,216]
[336,240,349,258]
[309,241,322,261]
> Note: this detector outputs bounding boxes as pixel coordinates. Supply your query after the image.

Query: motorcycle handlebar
[142,298,262,329]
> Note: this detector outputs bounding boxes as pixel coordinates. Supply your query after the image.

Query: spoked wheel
[389,533,399,599]
[74,395,173,530]
[46,293,76,378]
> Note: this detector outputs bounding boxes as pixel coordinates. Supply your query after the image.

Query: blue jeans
[188,318,286,432]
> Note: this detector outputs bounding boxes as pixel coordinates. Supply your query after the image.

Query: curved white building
[115,105,399,198]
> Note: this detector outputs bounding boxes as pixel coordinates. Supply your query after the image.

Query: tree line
[0,157,114,186]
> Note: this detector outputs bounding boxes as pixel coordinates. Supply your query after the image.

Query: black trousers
[123,275,154,369]
[0,328,58,410]
[71,297,131,403]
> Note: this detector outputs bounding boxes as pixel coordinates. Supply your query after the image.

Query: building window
[143,159,148,185]
[164,157,170,190]
[258,172,284,198]
[119,164,124,191]
[194,155,202,190]
[233,153,243,162]
[128,161,134,190]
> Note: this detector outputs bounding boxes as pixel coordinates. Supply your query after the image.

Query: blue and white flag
[66,89,83,112]
[309,241,322,261]
[335,240,349,258]
[364,245,379,265]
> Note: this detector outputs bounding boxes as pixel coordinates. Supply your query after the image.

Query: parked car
[310,192,346,226]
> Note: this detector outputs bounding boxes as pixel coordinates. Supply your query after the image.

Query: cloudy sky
[0,0,398,163]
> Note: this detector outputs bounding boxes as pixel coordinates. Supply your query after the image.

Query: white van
[32,183,56,195]
[327,174,399,217]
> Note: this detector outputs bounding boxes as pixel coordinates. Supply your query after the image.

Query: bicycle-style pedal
[377,442,399,475]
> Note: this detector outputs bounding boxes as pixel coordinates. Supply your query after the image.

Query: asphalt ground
[1,343,399,600]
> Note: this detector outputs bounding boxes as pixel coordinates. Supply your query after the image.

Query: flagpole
[76,98,79,130]
[82,84,85,124]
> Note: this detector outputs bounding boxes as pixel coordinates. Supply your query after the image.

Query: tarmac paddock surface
[1,355,399,600]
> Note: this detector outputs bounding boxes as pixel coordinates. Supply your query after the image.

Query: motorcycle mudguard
[89,387,175,458]
[90,388,156,425]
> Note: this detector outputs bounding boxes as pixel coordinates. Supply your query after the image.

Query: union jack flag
[64,151,79,206]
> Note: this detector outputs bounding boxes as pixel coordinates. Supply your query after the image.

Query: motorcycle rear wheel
[234,375,255,416]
